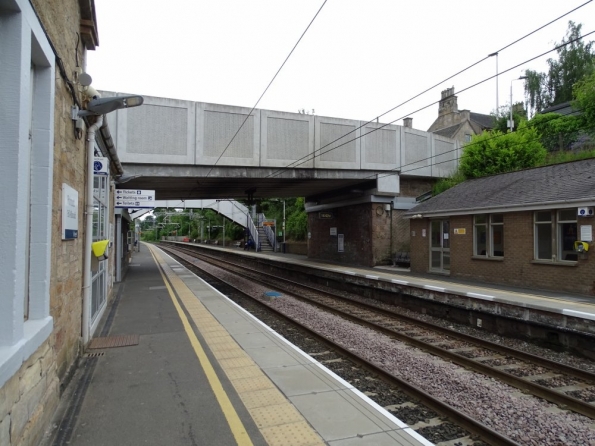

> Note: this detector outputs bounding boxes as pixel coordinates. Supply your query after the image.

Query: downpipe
[82,115,103,345]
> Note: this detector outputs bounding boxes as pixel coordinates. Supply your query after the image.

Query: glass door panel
[430,219,450,272]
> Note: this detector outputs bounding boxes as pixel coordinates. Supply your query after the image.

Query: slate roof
[541,101,581,117]
[430,113,494,137]
[404,158,595,217]
[470,112,495,129]
[434,123,462,139]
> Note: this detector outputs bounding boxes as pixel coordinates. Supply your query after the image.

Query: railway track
[160,244,595,445]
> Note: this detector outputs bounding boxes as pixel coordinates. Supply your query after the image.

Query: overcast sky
[87,0,594,132]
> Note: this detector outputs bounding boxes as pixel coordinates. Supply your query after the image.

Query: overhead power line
[205,0,328,178]
[263,1,593,180]
[266,29,595,177]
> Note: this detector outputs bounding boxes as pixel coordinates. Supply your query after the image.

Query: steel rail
[162,245,521,446]
[165,245,595,420]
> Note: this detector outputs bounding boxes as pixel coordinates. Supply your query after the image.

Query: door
[430,220,450,272]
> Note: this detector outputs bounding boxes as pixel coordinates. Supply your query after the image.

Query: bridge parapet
[103,92,459,179]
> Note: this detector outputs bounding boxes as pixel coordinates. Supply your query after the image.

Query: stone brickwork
[1,1,92,446]
[0,339,59,446]
[410,213,595,295]
[32,0,87,382]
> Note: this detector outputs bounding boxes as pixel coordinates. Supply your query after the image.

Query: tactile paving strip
[150,245,325,446]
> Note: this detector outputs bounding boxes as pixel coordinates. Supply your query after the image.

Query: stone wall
[1,1,90,446]
[0,340,59,446]
[34,0,87,383]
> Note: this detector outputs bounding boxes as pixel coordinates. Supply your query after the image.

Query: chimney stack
[403,117,413,128]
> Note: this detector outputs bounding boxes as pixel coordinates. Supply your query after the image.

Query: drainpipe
[82,115,104,345]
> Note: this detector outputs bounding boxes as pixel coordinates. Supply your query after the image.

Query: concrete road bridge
[103,92,460,203]
[105,92,461,266]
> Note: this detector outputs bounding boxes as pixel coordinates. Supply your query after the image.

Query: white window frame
[0,0,55,388]
[91,170,110,330]
[533,209,577,263]
[473,214,504,257]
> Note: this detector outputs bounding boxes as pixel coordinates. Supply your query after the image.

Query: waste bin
[282,242,287,253]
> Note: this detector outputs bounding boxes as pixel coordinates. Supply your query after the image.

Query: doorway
[430,220,450,272]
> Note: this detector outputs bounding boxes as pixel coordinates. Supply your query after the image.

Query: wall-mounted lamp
[78,95,144,117]
[574,241,589,253]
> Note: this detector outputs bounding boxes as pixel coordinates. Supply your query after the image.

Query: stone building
[0,1,126,445]
[427,87,495,146]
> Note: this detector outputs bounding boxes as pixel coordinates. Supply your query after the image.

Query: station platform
[44,243,432,446]
[195,243,595,329]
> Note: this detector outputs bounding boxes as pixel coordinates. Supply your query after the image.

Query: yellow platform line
[149,247,253,446]
[149,245,324,446]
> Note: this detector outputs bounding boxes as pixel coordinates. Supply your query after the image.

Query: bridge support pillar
[306,201,412,267]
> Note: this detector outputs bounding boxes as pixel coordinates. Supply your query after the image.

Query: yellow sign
[454,228,466,235]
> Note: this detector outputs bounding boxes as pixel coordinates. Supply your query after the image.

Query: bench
[393,252,410,267]
[234,241,244,248]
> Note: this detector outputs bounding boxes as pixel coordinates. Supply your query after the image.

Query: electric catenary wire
[378,105,595,179]
[263,2,593,180]
[266,29,595,177]
[332,103,593,181]
[204,0,328,178]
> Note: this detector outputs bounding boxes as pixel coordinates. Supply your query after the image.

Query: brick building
[0,1,129,445]
[404,159,595,295]
[307,178,434,267]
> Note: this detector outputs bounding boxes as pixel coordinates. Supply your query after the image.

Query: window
[534,210,577,262]
[91,171,109,323]
[474,214,504,257]
[0,0,55,388]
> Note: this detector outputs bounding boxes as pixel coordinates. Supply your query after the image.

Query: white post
[509,80,514,132]
[82,116,103,345]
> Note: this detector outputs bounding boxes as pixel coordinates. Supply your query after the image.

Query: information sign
[93,157,109,175]
[115,189,156,209]
[62,183,78,239]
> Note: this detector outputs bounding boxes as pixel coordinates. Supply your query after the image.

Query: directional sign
[115,189,156,209]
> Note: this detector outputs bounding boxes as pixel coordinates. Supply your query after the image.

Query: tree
[525,21,595,116]
[527,112,584,152]
[573,70,595,133]
[459,124,547,179]
[491,102,527,133]
[285,198,308,241]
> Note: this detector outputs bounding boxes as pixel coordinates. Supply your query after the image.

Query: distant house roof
[540,101,580,117]
[434,123,463,139]
[404,158,595,217]
[433,118,490,139]
[469,112,495,129]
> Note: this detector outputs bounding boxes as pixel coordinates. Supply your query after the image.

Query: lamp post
[488,52,499,113]
[270,199,286,248]
[509,76,528,132]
